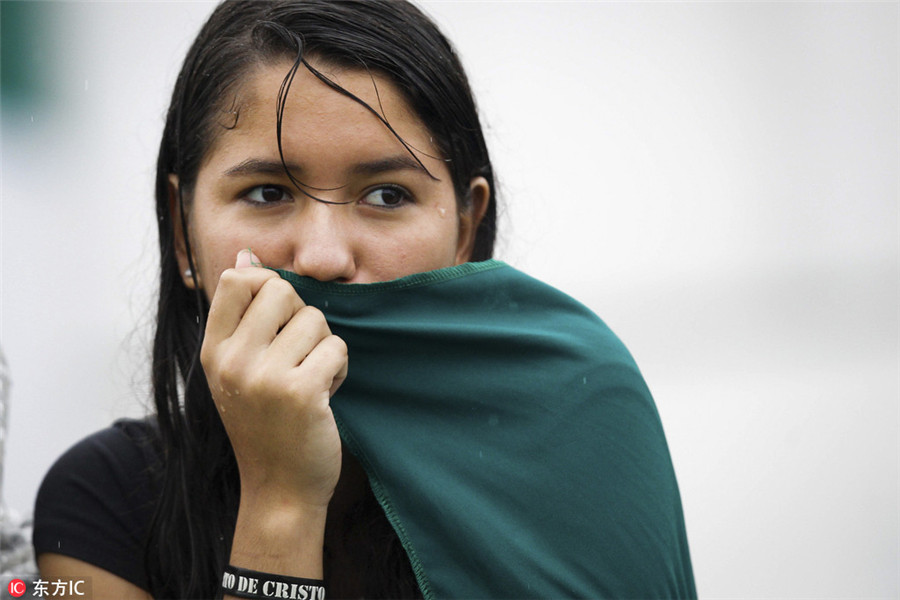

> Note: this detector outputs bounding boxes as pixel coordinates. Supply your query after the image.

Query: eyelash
[360,184,413,209]
[242,184,291,205]
[239,184,414,209]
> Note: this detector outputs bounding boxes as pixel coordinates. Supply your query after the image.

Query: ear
[168,174,201,290]
[455,176,491,264]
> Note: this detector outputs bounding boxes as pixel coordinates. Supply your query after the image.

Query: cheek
[195,246,233,302]
[369,213,459,275]
[190,220,250,297]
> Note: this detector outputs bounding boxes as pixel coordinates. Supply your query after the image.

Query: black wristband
[221,565,325,600]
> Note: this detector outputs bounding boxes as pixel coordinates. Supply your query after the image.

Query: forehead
[200,60,441,176]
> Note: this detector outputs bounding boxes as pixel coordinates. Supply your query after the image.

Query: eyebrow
[223,155,429,179]
[223,159,299,177]
[350,155,428,176]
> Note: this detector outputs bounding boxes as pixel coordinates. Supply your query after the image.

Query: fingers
[267,305,331,368]
[232,277,307,350]
[202,250,347,399]
[205,267,286,349]
[291,334,349,400]
[205,249,287,346]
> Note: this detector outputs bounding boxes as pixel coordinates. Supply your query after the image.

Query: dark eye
[245,185,291,204]
[362,186,411,208]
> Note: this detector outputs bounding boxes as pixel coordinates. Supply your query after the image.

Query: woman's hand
[201,249,347,512]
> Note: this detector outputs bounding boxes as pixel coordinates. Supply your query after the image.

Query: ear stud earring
[184,268,193,279]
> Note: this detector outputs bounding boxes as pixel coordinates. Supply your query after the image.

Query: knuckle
[261,276,290,294]
[215,345,245,383]
[327,334,348,358]
[260,277,304,313]
[260,277,284,293]
[299,305,324,321]
[199,340,214,368]
[217,268,241,289]
[274,276,296,295]
[298,306,331,337]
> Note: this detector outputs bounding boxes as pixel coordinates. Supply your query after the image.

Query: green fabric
[277,261,695,599]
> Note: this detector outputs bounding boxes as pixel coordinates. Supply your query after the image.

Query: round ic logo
[7,579,26,598]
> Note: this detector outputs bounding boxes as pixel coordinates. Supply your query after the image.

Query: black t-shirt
[32,418,422,599]
[33,419,162,591]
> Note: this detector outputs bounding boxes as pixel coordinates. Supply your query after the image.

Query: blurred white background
[2,1,897,597]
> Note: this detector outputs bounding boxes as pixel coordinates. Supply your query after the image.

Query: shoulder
[36,418,161,513]
[33,418,162,591]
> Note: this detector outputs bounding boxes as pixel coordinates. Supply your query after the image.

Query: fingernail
[235,248,261,269]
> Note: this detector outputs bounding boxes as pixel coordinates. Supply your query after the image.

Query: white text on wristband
[221,565,325,600]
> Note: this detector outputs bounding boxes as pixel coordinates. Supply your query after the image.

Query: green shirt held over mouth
[276,260,695,600]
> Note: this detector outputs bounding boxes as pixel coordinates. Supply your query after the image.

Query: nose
[290,203,357,282]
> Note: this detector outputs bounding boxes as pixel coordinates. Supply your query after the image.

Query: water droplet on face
[438,207,447,218]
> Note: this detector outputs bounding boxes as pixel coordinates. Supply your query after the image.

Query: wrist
[239,470,336,513]
[231,497,328,578]
[238,486,331,520]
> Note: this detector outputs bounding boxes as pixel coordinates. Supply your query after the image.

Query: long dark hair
[148,1,496,597]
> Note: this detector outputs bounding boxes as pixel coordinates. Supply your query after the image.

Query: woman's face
[174,61,488,298]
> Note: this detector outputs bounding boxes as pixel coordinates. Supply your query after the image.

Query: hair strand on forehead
[255,19,443,205]
[299,57,442,178]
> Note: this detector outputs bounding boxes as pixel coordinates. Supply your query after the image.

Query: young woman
[34,1,694,598]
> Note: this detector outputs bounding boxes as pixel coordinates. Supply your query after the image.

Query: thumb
[235,248,262,269]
